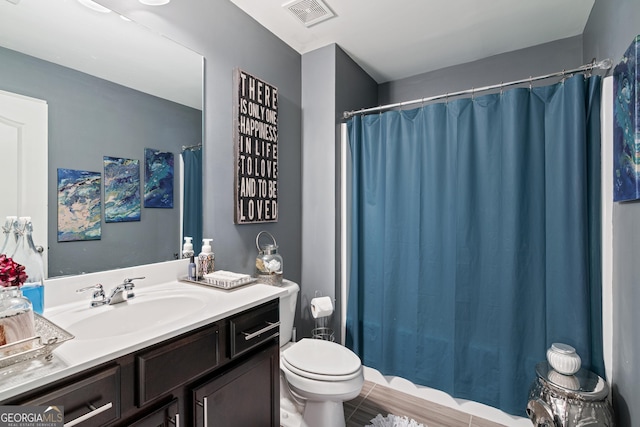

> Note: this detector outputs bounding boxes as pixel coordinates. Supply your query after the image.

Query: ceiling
[229,0,596,83]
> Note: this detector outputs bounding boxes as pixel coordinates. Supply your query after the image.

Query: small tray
[180,275,256,290]
[0,313,74,369]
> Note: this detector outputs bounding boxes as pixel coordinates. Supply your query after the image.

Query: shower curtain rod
[342,58,613,119]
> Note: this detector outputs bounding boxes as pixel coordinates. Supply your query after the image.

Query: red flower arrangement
[0,254,28,288]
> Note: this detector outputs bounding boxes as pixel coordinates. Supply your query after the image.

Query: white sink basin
[63,294,205,340]
[46,283,220,342]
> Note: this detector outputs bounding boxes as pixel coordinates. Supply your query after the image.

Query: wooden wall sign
[233,69,278,224]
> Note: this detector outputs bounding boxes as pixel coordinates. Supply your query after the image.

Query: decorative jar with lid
[546,343,581,375]
[255,231,283,285]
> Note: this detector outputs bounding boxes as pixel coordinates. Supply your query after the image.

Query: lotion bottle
[188,256,197,280]
[198,238,215,279]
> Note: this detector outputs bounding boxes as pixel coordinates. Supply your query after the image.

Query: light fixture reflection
[139,0,171,5]
[77,0,111,13]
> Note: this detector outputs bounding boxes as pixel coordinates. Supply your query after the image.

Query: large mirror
[0,0,203,277]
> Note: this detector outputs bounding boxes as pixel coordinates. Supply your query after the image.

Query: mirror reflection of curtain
[182,147,203,256]
[346,75,603,417]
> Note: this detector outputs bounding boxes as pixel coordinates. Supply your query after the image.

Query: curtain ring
[529,76,533,90]
[445,92,448,104]
[471,87,475,100]
[500,81,504,96]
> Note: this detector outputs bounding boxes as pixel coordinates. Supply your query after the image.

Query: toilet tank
[278,280,299,347]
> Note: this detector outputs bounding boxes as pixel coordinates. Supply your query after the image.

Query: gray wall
[99,0,303,287]
[379,35,584,105]
[301,45,336,338]
[0,46,201,277]
[299,45,377,340]
[583,1,640,425]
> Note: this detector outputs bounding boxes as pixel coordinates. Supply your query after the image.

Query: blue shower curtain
[182,148,203,255]
[346,75,603,416]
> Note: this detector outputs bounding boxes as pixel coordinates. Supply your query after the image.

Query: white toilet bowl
[281,338,364,427]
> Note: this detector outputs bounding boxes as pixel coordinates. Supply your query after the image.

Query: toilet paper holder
[311,291,335,342]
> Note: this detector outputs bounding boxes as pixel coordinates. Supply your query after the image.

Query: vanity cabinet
[193,343,279,427]
[2,298,280,427]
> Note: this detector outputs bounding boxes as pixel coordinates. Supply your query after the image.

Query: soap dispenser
[182,236,194,258]
[183,237,196,280]
[198,238,215,279]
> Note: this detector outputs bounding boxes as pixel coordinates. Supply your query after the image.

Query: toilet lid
[282,338,361,377]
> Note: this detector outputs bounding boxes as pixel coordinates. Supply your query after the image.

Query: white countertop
[0,260,288,401]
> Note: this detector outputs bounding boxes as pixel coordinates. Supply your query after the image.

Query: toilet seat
[282,338,362,381]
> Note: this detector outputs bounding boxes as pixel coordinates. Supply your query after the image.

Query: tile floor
[344,380,508,427]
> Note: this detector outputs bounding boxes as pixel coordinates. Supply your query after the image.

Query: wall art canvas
[233,68,279,224]
[104,156,141,222]
[144,148,174,208]
[613,35,640,202]
[57,168,101,242]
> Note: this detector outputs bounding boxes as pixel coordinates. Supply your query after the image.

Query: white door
[0,89,48,275]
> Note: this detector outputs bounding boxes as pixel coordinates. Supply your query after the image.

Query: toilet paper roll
[310,296,334,319]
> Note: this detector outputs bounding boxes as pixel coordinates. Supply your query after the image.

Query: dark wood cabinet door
[128,398,179,427]
[193,341,279,427]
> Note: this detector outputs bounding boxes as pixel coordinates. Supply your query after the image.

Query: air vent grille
[283,0,335,27]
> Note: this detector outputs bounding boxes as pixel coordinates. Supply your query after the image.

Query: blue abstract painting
[104,156,141,222]
[613,35,640,202]
[57,168,101,241]
[144,148,174,208]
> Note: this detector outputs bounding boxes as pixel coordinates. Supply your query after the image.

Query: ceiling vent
[283,0,335,27]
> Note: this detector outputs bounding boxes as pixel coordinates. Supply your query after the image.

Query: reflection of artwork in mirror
[104,156,141,223]
[144,148,174,208]
[613,35,640,202]
[57,168,101,242]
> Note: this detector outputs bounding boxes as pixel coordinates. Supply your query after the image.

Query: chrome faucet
[76,284,107,307]
[77,277,145,307]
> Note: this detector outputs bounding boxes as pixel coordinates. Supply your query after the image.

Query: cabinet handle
[170,413,180,427]
[242,321,280,341]
[64,402,113,427]
[196,397,208,427]
[203,397,208,427]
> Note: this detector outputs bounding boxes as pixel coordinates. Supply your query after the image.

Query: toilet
[278,280,364,427]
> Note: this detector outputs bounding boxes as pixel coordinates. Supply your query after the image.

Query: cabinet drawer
[229,299,279,359]
[137,324,219,406]
[21,365,120,426]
